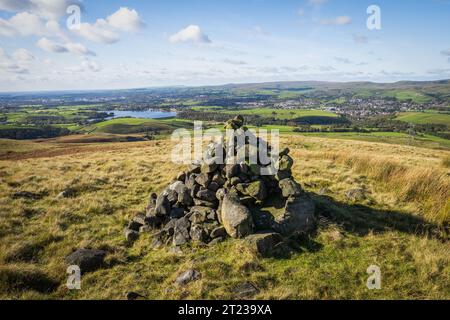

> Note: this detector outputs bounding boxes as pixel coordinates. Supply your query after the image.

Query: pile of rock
[124,116,315,256]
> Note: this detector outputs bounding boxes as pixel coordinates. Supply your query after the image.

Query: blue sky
[0,0,450,91]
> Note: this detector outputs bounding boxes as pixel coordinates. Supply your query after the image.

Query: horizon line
[1,78,449,96]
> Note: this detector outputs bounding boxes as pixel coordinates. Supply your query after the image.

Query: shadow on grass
[252,191,447,259]
[309,192,447,241]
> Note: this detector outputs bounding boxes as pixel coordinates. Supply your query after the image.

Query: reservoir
[105,109,176,119]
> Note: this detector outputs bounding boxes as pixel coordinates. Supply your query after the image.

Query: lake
[105,109,177,119]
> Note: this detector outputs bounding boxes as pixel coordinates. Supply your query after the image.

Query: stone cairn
[125,116,316,256]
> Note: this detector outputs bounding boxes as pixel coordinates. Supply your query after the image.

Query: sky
[0,0,450,92]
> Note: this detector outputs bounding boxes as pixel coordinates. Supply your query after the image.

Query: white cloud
[427,68,450,75]
[335,57,352,64]
[13,48,35,62]
[441,49,450,56]
[65,42,96,56]
[37,37,95,55]
[107,7,144,32]
[0,18,17,37]
[74,7,144,44]
[65,58,101,73]
[320,16,352,26]
[37,37,68,53]
[222,58,247,65]
[0,0,32,12]
[317,65,335,71]
[169,25,211,44]
[0,11,67,39]
[0,0,83,19]
[0,47,30,74]
[76,19,120,44]
[80,59,101,72]
[0,12,46,37]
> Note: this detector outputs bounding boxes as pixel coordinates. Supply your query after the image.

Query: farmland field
[302,131,450,149]
[395,111,450,126]
[221,108,338,120]
[81,118,192,134]
[383,90,432,104]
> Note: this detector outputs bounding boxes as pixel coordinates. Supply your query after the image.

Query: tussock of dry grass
[443,156,450,168]
[318,152,449,225]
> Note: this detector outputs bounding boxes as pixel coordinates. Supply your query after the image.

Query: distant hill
[2,79,450,98]
[207,80,450,104]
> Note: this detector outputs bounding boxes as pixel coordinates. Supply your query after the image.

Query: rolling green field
[301,131,450,149]
[382,90,432,104]
[83,117,192,134]
[194,123,450,149]
[395,111,450,126]
[190,106,224,111]
[2,103,449,150]
[221,108,338,120]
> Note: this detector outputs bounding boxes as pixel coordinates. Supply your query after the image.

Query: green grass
[395,111,450,126]
[190,106,224,111]
[1,105,108,128]
[382,90,432,104]
[250,125,296,133]
[353,89,432,103]
[183,121,450,150]
[277,91,307,99]
[83,117,193,134]
[301,131,450,149]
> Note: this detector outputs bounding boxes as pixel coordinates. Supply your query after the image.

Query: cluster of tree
[76,111,112,119]
[177,110,261,123]
[177,110,351,127]
[0,115,6,123]
[292,115,351,126]
[434,132,450,140]
[0,126,70,140]
[19,115,67,125]
[284,115,449,138]
[293,125,370,133]
[355,117,448,135]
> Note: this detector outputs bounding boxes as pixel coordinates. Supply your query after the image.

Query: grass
[443,156,450,168]
[319,151,450,224]
[0,105,102,127]
[301,131,450,150]
[395,111,450,126]
[82,118,192,134]
[382,90,432,104]
[191,106,225,111]
[222,108,338,120]
[0,135,448,299]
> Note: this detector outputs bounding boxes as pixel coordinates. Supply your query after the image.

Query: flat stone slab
[273,194,316,236]
[65,249,107,273]
[245,232,284,257]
